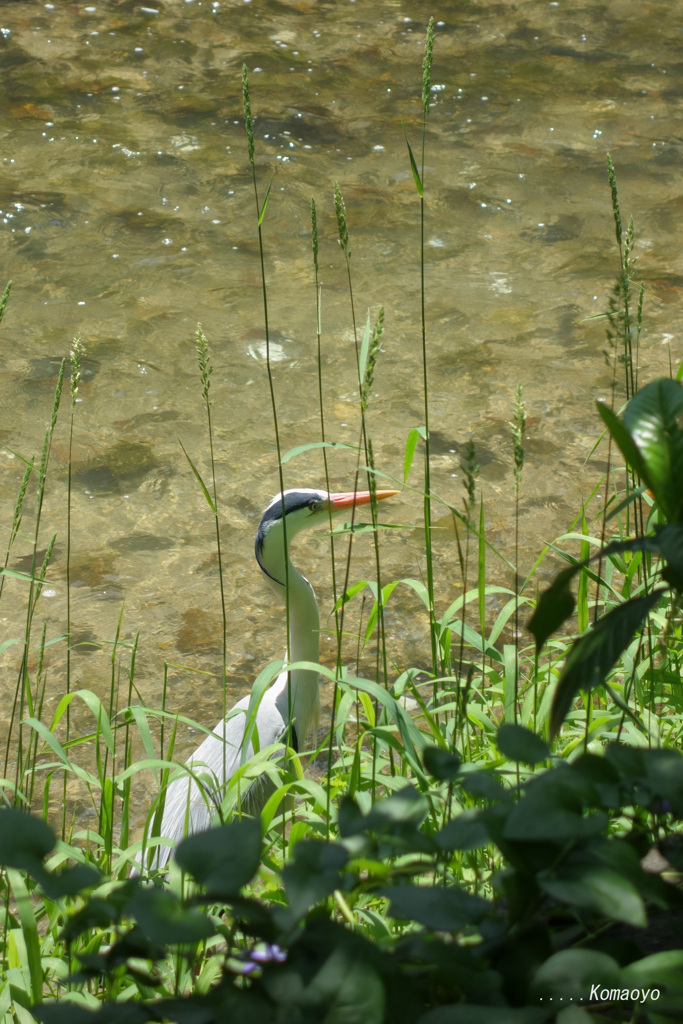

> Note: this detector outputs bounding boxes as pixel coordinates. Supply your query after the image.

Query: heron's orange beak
[327,489,398,510]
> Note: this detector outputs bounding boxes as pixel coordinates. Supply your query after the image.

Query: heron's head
[255,487,397,585]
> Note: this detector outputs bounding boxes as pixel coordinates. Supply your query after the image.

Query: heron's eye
[308,499,324,513]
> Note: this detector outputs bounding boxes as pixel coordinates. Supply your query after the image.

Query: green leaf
[460,770,505,801]
[126,886,214,946]
[436,812,490,852]
[0,807,55,881]
[258,177,272,225]
[175,817,261,896]
[46,864,101,899]
[282,840,348,921]
[597,401,648,482]
[622,950,683,993]
[653,521,683,589]
[623,378,683,521]
[423,745,461,781]
[339,785,429,839]
[264,921,387,1024]
[503,772,608,843]
[528,563,579,652]
[0,567,45,583]
[549,590,663,740]
[531,948,621,1004]
[380,884,488,931]
[496,724,550,766]
[640,746,683,815]
[358,310,372,390]
[6,868,44,1003]
[280,440,356,464]
[538,846,647,926]
[178,437,216,514]
[403,426,426,482]
[401,121,423,197]
[0,279,11,324]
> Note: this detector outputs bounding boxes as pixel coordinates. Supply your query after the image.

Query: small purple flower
[248,944,287,964]
[236,943,287,975]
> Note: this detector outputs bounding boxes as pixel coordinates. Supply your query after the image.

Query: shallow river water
[1,0,682,820]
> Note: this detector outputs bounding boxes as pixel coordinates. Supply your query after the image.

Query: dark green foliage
[531,376,683,736]
[495,725,549,766]
[174,816,262,896]
[14,744,682,1022]
[601,378,683,522]
[423,745,461,780]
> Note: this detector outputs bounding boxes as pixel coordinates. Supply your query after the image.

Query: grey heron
[137,486,397,871]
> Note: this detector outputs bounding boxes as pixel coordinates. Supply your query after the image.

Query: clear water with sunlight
[1,0,681,825]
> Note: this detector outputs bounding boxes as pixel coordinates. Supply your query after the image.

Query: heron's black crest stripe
[260,490,324,533]
[255,490,326,585]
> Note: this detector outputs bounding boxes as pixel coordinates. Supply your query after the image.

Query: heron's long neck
[261,530,320,675]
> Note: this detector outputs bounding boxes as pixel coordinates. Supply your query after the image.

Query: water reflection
[0,1,680,812]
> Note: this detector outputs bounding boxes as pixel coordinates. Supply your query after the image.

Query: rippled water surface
[1,0,681,813]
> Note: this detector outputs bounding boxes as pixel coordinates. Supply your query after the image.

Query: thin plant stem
[419,18,439,689]
[242,67,295,816]
[196,325,229,779]
[9,361,64,800]
[510,384,526,725]
[63,334,83,839]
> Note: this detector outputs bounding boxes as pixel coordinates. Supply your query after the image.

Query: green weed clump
[1,24,683,1024]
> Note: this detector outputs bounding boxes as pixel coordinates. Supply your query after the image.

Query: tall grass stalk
[310,196,346,832]
[0,279,11,324]
[418,19,439,686]
[332,179,395,804]
[510,384,526,725]
[62,334,83,839]
[242,66,295,785]
[310,198,338,624]
[7,362,64,799]
[195,325,229,763]
[451,443,479,742]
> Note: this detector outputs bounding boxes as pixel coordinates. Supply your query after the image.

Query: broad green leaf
[623,378,683,521]
[264,922,386,1024]
[380,884,488,931]
[496,724,550,766]
[282,840,348,920]
[126,886,214,946]
[597,401,648,482]
[654,521,683,589]
[423,745,461,781]
[531,949,621,1004]
[549,590,663,740]
[437,812,490,852]
[0,806,55,871]
[528,563,579,652]
[622,950,683,992]
[175,816,262,895]
[504,793,608,843]
[538,855,647,926]
[460,770,505,801]
[339,784,429,837]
